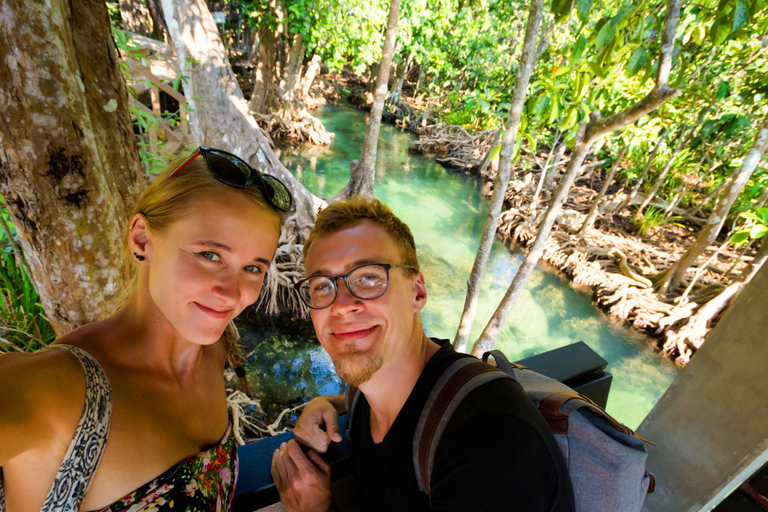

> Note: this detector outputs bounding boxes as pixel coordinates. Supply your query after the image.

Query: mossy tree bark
[0,0,145,333]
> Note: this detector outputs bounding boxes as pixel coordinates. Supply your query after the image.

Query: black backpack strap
[413,358,512,499]
[482,349,528,374]
[344,384,361,441]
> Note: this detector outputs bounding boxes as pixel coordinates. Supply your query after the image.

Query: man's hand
[272,439,332,512]
[293,395,344,453]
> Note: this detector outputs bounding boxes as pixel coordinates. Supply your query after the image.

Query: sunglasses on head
[168,146,293,212]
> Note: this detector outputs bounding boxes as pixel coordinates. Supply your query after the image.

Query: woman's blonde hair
[116,152,283,366]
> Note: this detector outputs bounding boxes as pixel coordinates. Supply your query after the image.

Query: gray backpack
[346,349,655,512]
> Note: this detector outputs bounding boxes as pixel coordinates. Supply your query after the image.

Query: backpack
[345,349,655,512]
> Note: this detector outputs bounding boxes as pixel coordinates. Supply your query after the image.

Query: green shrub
[1,207,56,353]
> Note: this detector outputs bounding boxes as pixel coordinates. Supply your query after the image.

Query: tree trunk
[543,140,566,190]
[531,130,562,210]
[0,0,145,334]
[469,0,684,355]
[160,0,323,316]
[248,23,277,115]
[120,0,153,36]
[662,235,768,364]
[146,0,168,42]
[452,0,546,353]
[277,33,305,118]
[388,52,413,105]
[471,132,593,356]
[637,126,688,215]
[299,54,323,98]
[659,111,768,292]
[336,0,401,199]
[577,143,630,236]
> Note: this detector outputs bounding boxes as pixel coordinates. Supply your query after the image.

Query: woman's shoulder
[0,346,88,461]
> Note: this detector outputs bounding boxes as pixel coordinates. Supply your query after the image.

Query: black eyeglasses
[294,263,416,309]
[168,146,293,212]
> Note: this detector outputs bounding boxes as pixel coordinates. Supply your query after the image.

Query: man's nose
[331,279,363,314]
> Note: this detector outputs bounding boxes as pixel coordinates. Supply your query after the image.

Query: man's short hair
[304,196,420,272]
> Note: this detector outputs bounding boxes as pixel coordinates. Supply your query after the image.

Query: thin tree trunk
[471,130,592,356]
[469,0,684,355]
[543,140,566,190]
[277,33,305,119]
[336,0,401,199]
[531,130,561,210]
[685,161,729,217]
[659,111,768,292]
[388,52,413,105]
[160,0,323,316]
[637,126,689,215]
[299,54,323,98]
[0,0,145,333]
[578,143,630,236]
[452,0,546,353]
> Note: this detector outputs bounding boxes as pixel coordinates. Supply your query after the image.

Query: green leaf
[750,224,768,239]
[733,0,748,31]
[571,35,588,63]
[548,97,561,124]
[560,107,579,131]
[709,17,731,45]
[757,207,768,223]
[740,211,762,221]
[596,8,632,50]
[576,0,591,23]
[626,48,647,77]
[552,0,575,23]
[716,81,730,100]
[730,230,751,245]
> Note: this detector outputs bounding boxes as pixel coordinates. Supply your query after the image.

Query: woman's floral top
[99,424,238,512]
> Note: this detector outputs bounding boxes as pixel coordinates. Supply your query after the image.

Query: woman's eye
[244,264,265,275]
[199,251,221,262]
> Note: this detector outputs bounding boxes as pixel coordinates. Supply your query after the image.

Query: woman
[0,147,292,512]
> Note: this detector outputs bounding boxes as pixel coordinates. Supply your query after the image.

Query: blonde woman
[0,147,291,512]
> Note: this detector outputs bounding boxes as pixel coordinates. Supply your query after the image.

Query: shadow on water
[243,103,679,430]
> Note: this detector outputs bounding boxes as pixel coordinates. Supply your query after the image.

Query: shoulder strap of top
[40,344,113,512]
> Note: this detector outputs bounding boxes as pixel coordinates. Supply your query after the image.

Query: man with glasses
[271,197,574,512]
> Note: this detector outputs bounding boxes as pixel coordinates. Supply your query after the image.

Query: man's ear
[128,214,151,260]
[412,272,427,313]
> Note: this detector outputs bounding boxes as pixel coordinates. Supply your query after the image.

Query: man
[271,197,574,512]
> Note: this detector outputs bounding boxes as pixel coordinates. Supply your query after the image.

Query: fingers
[306,448,331,476]
[322,408,343,444]
[295,398,341,452]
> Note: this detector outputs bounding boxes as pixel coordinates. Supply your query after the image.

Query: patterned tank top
[0,344,238,512]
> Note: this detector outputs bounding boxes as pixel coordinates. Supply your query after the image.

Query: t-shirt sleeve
[428,394,563,511]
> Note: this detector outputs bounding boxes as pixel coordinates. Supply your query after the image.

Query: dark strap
[413,358,512,499]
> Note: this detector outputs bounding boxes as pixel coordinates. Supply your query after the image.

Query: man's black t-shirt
[350,339,575,512]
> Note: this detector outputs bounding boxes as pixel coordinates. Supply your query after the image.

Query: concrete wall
[639,264,768,512]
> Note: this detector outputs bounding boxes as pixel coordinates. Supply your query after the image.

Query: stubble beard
[334,350,384,387]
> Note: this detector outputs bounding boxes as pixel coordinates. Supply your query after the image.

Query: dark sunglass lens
[261,174,293,211]
[205,151,252,187]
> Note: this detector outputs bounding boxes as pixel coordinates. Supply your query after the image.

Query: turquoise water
[245,104,678,430]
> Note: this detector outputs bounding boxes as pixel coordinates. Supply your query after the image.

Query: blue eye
[244,264,265,275]
[199,251,221,262]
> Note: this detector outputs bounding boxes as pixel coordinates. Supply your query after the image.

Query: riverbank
[314,74,753,368]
